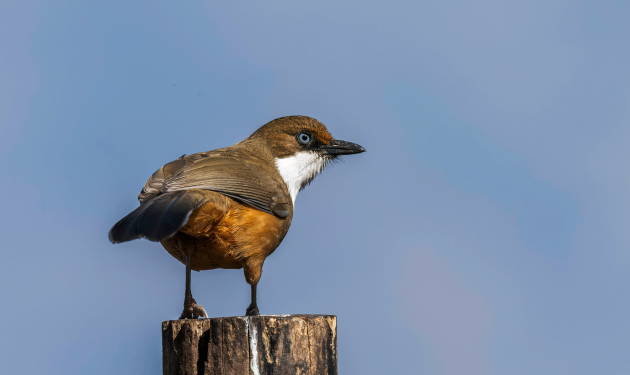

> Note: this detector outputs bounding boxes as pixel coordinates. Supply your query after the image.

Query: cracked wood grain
[162,315,337,375]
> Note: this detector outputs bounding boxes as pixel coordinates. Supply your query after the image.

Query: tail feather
[109,190,207,243]
[108,200,152,243]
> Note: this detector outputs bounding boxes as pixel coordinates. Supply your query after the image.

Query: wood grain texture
[162,315,337,375]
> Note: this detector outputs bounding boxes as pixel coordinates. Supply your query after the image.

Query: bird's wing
[138,152,290,218]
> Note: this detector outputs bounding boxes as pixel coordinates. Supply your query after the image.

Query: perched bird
[109,116,365,318]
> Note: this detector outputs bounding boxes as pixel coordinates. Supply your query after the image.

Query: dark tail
[109,190,207,243]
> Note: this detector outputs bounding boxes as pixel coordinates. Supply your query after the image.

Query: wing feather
[137,151,289,218]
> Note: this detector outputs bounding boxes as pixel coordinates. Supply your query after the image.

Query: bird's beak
[318,140,366,155]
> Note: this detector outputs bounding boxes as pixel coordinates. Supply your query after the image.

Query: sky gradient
[1,1,629,374]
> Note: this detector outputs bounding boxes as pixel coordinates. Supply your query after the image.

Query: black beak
[318,140,366,155]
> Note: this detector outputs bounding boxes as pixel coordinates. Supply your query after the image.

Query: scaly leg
[179,254,208,319]
[245,284,260,316]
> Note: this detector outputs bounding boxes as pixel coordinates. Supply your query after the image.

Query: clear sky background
[1,1,629,374]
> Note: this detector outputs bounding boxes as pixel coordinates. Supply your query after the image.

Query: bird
[108,116,365,318]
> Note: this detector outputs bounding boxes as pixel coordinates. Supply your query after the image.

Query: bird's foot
[179,297,208,319]
[245,303,259,316]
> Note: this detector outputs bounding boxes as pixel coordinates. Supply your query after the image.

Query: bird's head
[248,116,365,203]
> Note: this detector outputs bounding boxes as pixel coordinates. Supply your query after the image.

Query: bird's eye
[297,132,311,145]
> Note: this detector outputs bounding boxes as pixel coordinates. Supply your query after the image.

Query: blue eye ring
[297,132,311,144]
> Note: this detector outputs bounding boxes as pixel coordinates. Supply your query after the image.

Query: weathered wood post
[162,315,337,375]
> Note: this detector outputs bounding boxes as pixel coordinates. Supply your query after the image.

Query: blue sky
[1,1,629,374]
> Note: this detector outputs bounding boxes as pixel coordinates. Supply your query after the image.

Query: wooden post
[162,315,337,375]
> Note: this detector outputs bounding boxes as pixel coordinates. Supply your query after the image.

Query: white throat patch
[275,151,327,204]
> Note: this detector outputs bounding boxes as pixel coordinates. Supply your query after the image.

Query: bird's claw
[179,298,208,319]
[246,303,259,316]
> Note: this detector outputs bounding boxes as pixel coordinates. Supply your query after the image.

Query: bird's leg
[245,284,260,316]
[179,254,208,319]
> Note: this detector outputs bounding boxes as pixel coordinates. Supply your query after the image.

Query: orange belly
[160,190,292,284]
